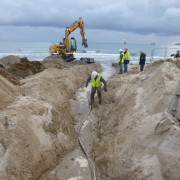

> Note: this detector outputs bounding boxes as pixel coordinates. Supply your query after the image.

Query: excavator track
[50,53,75,62]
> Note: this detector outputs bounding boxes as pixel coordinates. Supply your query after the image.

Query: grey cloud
[0,0,180,37]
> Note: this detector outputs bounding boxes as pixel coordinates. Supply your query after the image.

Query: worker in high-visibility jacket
[86,71,107,105]
[124,47,130,72]
[118,49,124,74]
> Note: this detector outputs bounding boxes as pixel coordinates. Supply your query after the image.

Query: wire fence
[150,47,180,63]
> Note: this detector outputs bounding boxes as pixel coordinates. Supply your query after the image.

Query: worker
[139,50,146,72]
[174,50,180,58]
[86,71,107,105]
[124,47,130,72]
[118,49,124,74]
[171,50,180,58]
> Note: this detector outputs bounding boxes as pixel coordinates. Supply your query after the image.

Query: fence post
[150,48,154,63]
[164,47,167,58]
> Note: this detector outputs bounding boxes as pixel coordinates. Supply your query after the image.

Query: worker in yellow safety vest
[118,49,124,74]
[124,47,130,72]
[86,71,107,105]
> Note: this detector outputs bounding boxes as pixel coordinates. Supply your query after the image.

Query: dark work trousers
[140,64,145,71]
[90,86,102,103]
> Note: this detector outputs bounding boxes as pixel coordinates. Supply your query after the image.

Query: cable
[78,103,96,180]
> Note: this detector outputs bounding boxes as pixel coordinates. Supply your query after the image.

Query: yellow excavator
[49,17,88,61]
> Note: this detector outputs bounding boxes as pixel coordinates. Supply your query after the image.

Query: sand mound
[0,60,102,179]
[93,59,180,179]
[0,55,21,68]
[0,55,46,80]
[0,67,20,85]
[42,57,70,69]
[168,80,180,121]
[42,56,88,69]
[6,57,46,78]
[0,75,18,110]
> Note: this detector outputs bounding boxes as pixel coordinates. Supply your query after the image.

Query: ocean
[0,41,180,79]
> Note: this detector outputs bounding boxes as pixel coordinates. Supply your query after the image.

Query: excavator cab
[62,37,77,52]
[69,37,77,52]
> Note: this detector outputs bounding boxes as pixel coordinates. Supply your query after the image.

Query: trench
[39,67,114,180]
[61,68,114,180]
[70,85,98,180]
[68,69,115,180]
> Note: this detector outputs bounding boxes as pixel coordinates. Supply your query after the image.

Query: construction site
[0,55,180,180]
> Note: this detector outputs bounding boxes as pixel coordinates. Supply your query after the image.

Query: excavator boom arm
[64,17,88,51]
[78,17,88,48]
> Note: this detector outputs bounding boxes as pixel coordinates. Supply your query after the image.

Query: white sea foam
[0,41,178,78]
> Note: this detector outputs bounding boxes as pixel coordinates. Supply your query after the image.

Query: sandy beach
[0,55,180,179]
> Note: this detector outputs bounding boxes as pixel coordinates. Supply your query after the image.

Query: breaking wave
[77,50,101,53]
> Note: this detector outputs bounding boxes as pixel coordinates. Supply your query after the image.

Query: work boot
[99,99,102,104]
[118,71,122,74]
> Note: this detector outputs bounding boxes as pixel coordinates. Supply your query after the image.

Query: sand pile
[93,59,180,179]
[6,57,46,78]
[0,56,46,79]
[0,55,21,67]
[0,55,102,179]
[0,73,18,110]
[0,67,20,85]
[42,57,70,69]
[0,55,85,84]
[42,56,88,69]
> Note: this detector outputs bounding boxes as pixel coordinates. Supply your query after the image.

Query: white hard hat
[119,49,123,52]
[92,71,98,78]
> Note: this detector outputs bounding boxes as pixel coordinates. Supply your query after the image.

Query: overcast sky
[0,0,180,44]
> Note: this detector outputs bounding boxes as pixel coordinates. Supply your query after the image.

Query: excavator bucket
[82,39,88,48]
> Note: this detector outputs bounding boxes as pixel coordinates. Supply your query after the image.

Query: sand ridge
[93,59,180,179]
